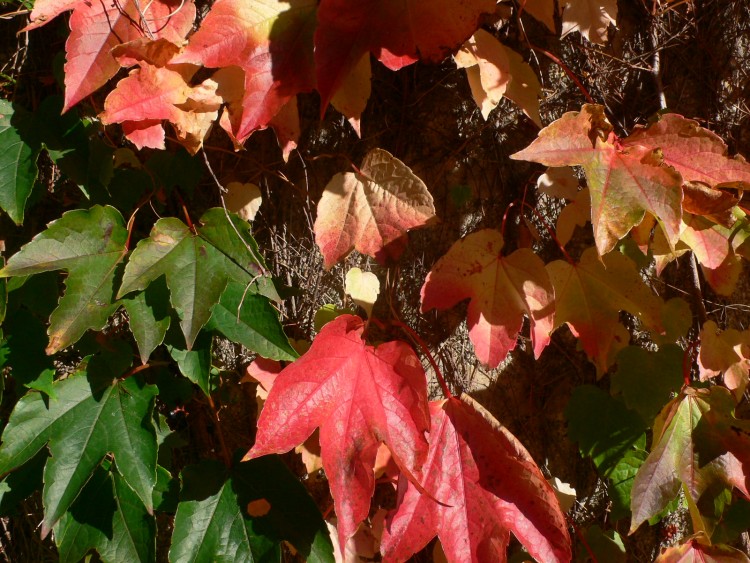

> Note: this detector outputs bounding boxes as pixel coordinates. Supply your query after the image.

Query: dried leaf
[560,0,617,45]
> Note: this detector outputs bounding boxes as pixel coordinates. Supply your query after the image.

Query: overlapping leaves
[0,206,128,354]
[421,229,554,368]
[630,386,750,533]
[0,350,157,538]
[245,315,571,560]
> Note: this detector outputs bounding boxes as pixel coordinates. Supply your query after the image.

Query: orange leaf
[330,54,372,137]
[656,536,750,563]
[698,320,750,397]
[314,149,435,269]
[314,0,495,109]
[174,0,316,144]
[622,113,750,190]
[102,63,222,154]
[26,0,195,112]
[512,104,683,255]
[421,229,554,368]
[547,248,665,375]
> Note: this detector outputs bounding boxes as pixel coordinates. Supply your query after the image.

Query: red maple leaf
[314,0,495,110]
[173,0,316,143]
[622,113,750,189]
[381,395,571,563]
[511,104,683,255]
[420,229,554,368]
[25,0,195,112]
[243,315,431,551]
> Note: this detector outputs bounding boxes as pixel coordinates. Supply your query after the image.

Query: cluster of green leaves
[0,95,333,560]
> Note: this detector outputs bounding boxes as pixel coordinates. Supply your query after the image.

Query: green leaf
[7,270,59,317]
[313,304,356,332]
[575,525,626,563]
[232,455,334,563]
[0,354,158,536]
[118,217,229,349]
[54,465,156,563]
[153,465,180,513]
[170,455,334,563]
[607,447,647,521]
[712,499,750,545]
[119,210,278,349]
[146,149,203,195]
[170,459,279,563]
[565,385,647,476]
[166,328,214,396]
[106,167,151,213]
[197,208,279,301]
[123,277,171,364]
[206,282,297,362]
[611,345,685,425]
[0,448,46,516]
[0,98,39,224]
[3,308,56,395]
[0,206,128,353]
[30,95,113,199]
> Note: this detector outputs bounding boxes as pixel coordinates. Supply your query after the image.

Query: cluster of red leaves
[26,0,496,156]
[244,315,572,562]
[24,0,750,559]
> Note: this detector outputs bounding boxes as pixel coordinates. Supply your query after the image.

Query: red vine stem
[530,45,595,105]
[502,197,576,264]
[173,189,196,233]
[206,395,233,468]
[121,361,171,378]
[391,320,453,399]
[566,516,599,563]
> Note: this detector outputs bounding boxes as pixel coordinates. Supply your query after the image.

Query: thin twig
[689,253,709,327]
[530,46,596,104]
[201,149,269,277]
[206,395,233,468]
[391,319,453,399]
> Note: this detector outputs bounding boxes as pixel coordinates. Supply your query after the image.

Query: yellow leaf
[345,267,380,319]
[225,182,262,222]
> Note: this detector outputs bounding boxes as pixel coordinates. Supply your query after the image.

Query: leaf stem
[174,189,196,234]
[688,253,708,328]
[530,45,595,105]
[120,361,169,378]
[567,515,599,563]
[391,320,452,399]
[124,191,154,251]
[504,198,576,264]
[206,395,233,468]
